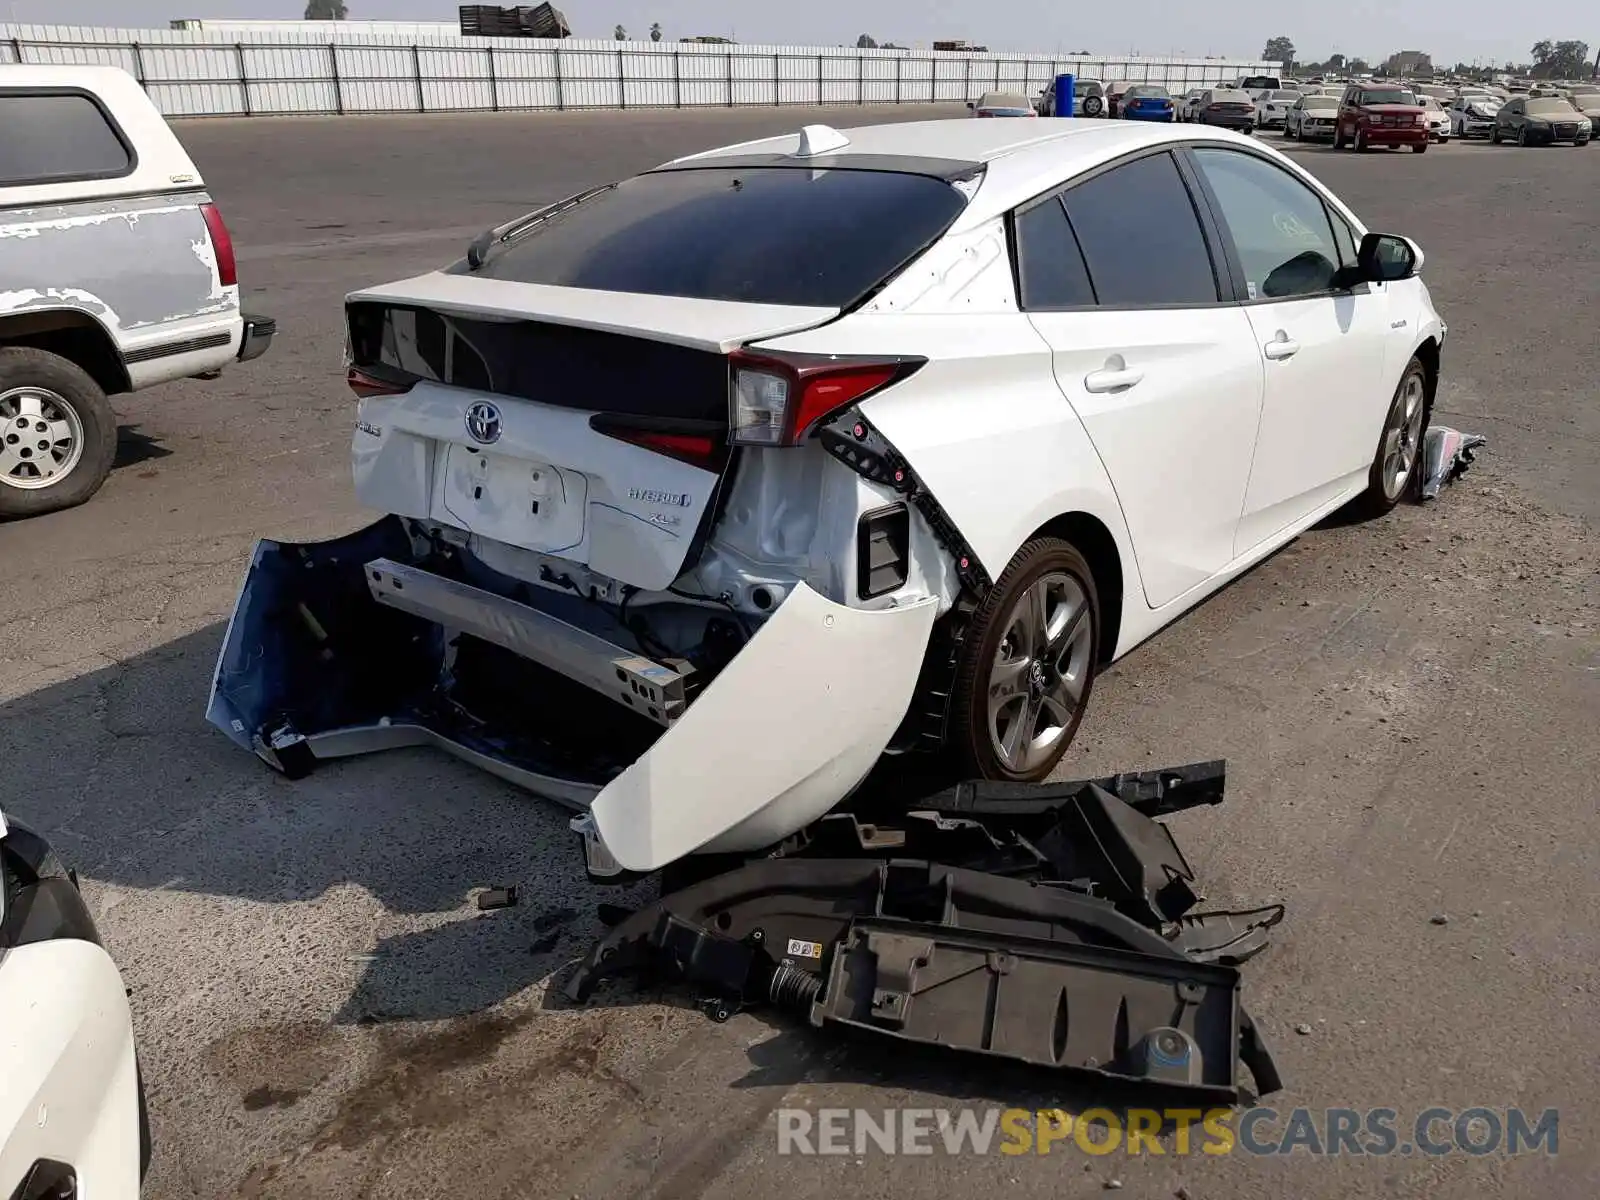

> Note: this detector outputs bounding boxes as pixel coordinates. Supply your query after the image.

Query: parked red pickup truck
[1334,85,1430,152]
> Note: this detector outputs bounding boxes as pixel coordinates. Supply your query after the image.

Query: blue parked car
[1120,84,1176,122]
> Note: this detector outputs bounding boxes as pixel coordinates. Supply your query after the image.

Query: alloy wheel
[986,571,1095,774]
[1381,372,1427,501]
[0,386,85,490]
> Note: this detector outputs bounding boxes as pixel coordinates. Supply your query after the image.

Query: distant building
[1384,50,1434,77]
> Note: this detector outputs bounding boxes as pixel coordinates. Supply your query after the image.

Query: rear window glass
[0,91,133,185]
[1240,76,1280,90]
[460,166,968,309]
[1211,90,1252,103]
[1125,86,1170,99]
[1527,99,1577,116]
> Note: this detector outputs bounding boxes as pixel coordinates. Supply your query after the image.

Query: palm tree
[650,23,662,42]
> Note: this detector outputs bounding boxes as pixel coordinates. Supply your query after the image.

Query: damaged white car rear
[208,119,1445,876]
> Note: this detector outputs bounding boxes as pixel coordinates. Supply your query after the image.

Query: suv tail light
[199,202,237,288]
[347,366,415,399]
[728,351,924,447]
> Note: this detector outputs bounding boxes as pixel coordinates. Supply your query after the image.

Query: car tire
[1334,126,1347,149]
[1285,121,1297,139]
[1083,95,1103,117]
[948,537,1100,783]
[0,346,118,519]
[1355,127,1370,152]
[1517,126,1528,146]
[1413,142,1428,153]
[1348,356,1430,520]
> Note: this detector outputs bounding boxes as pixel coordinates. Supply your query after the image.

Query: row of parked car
[1007,72,1600,152]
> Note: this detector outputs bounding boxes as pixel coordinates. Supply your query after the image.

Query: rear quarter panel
[1,192,241,376]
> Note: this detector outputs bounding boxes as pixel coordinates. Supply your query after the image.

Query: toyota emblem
[464,400,502,445]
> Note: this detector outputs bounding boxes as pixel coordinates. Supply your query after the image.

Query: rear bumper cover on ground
[206,519,939,871]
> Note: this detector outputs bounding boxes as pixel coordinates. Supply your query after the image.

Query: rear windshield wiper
[465,182,619,271]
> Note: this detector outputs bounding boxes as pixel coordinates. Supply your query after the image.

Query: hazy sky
[0,0,1587,67]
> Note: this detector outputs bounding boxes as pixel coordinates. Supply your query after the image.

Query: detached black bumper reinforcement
[566,759,1285,1101]
[237,313,276,363]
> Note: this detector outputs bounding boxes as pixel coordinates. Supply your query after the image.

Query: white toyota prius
[209,118,1446,876]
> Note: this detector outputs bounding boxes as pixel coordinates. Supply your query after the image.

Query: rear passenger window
[1013,196,1096,308]
[0,91,134,185]
[1059,153,1219,307]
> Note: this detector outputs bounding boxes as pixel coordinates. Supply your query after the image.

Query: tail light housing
[347,365,415,399]
[589,415,727,471]
[199,202,237,288]
[728,350,924,448]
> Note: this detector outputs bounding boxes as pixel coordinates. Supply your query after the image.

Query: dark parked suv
[1335,85,1429,152]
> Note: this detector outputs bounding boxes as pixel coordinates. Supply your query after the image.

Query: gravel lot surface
[1,105,1595,1200]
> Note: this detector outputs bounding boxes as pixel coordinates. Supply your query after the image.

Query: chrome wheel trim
[987,571,1094,774]
[0,386,85,491]
[1381,372,1427,500]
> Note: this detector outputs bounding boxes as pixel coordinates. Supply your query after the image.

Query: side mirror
[1357,232,1423,283]
[967,101,976,110]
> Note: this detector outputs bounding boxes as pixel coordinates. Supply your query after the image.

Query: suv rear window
[458,166,970,309]
[0,91,133,186]
[1240,76,1280,91]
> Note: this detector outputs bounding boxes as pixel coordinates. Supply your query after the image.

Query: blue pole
[1054,72,1075,116]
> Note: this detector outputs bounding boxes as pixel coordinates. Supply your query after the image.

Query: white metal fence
[0,24,1275,119]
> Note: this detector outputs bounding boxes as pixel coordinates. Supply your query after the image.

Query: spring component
[768,960,823,1012]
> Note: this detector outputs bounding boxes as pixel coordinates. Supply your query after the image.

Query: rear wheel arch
[1024,511,1124,666]
[0,309,130,396]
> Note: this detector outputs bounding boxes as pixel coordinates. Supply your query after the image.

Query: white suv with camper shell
[0,65,274,518]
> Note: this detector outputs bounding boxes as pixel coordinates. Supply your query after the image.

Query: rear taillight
[728,351,923,447]
[591,422,725,471]
[199,202,237,288]
[347,366,415,399]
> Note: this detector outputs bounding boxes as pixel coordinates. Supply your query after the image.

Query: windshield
[1358,89,1416,105]
[1270,91,1299,102]
[1125,86,1170,99]
[1527,99,1577,116]
[1240,76,1279,90]
[1211,90,1251,103]
[461,166,970,308]
[1301,96,1337,110]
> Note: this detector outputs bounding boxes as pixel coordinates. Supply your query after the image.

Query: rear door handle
[1083,367,1144,393]
[1263,337,1301,361]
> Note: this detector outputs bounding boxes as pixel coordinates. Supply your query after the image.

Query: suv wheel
[1355,127,1371,151]
[0,347,118,519]
[948,538,1100,782]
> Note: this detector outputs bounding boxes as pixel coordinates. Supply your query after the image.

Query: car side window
[1189,148,1342,300]
[1057,152,1219,307]
[1012,195,1097,309]
[1327,208,1359,271]
[0,91,133,186]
